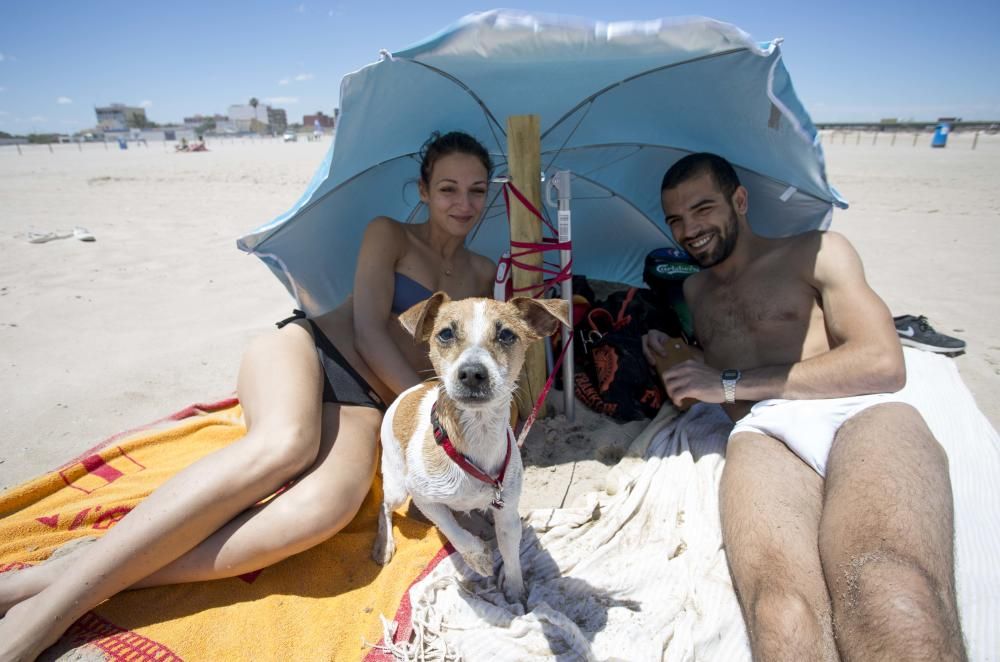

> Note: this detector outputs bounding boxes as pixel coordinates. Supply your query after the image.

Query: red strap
[500,178,574,446]
[615,287,637,328]
[503,181,558,235]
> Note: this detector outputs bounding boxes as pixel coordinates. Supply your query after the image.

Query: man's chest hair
[693,272,819,348]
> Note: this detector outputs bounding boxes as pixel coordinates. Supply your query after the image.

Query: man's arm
[662,232,905,404]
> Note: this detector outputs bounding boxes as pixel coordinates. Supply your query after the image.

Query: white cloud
[264,96,299,105]
[139,100,153,108]
[294,73,314,82]
[57,96,73,104]
[279,78,290,85]
[28,115,46,122]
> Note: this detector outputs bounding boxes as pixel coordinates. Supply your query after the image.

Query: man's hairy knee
[749,588,823,642]
[840,550,946,626]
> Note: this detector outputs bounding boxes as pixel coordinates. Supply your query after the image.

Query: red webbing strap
[503,181,573,296]
[503,180,558,235]
[501,179,574,446]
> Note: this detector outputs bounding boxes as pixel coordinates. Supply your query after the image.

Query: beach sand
[1,132,998,511]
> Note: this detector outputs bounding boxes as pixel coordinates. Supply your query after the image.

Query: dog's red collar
[430,401,513,509]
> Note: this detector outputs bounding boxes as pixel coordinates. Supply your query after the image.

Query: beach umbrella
[237,10,846,316]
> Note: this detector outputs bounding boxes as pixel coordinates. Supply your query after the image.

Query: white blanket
[379,348,1000,661]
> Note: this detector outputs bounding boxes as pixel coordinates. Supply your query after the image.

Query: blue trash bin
[931,123,950,148]
[117,138,128,150]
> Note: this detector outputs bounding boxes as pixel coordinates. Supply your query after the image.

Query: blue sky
[2,1,998,134]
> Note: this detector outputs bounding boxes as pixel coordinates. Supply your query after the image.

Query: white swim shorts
[729,393,904,476]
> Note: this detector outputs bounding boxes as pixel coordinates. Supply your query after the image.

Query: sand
[1,132,998,509]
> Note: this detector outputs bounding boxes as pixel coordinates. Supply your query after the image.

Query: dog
[372,292,570,601]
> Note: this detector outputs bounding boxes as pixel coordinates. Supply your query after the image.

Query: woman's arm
[351,217,424,395]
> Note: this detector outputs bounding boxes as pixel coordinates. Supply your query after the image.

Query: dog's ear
[399,291,450,342]
[509,297,571,339]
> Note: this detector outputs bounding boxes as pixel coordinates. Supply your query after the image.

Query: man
[645,153,966,660]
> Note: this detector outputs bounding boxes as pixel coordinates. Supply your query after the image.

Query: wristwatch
[721,369,741,404]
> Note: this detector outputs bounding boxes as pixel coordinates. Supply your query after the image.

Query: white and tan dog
[372,293,569,601]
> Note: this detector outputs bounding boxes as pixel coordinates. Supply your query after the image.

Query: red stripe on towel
[365,544,454,660]
[56,396,241,473]
[65,611,182,661]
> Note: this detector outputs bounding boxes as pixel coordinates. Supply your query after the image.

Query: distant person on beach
[644,153,966,660]
[0,130,497,661]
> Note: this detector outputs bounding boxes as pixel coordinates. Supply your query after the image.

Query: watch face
[722,369,740,380]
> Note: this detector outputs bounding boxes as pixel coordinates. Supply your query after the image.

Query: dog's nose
[457,363,489,388]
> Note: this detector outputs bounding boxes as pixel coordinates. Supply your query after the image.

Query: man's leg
[820,402,965,661]
[721,431,839,661]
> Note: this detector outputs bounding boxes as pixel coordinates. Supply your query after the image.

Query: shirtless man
[645,153,966,661]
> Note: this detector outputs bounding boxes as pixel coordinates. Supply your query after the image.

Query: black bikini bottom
[276,311,387,411]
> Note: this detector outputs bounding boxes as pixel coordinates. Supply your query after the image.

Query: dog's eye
[436,327,455,343]
[497,328,518,345]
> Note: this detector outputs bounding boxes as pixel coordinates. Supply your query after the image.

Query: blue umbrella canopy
[237,10,846,316]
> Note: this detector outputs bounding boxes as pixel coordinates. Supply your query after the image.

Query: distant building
[183,113,228,128]
[228,103,271,133]
[267,107,288,134]
[95,103,148,131]
[303,111,336,129]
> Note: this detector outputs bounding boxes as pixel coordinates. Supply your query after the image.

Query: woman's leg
[131,403,381,585]
[0,323,325,661]
[0,403,380,598]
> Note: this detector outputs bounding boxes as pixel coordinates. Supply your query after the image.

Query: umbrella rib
[563,169,678,249]
[546,142,834,205]
[540,47,750,142]
[397,58,509,156]
[252,153,421,249]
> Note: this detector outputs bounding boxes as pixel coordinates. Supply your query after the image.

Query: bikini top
[392,272,433,315]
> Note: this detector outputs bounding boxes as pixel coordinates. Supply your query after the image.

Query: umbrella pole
[507,115,546,424]
[548,170,574,422]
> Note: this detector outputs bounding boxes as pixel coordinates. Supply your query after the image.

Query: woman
[0,131,497,660]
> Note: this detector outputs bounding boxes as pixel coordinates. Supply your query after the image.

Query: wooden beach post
[507,114,547,422]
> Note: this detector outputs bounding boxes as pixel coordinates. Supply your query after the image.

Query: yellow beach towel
[0,399,447,661]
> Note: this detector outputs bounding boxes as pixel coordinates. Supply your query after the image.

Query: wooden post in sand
[507,114,546,423]
[913,131,920,147]
[972,131,980,150]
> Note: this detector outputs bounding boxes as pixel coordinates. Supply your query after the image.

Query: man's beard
[693,210,739,268]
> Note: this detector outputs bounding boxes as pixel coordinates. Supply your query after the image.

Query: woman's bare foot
[0,596,74,662]
[0,537,96,615]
